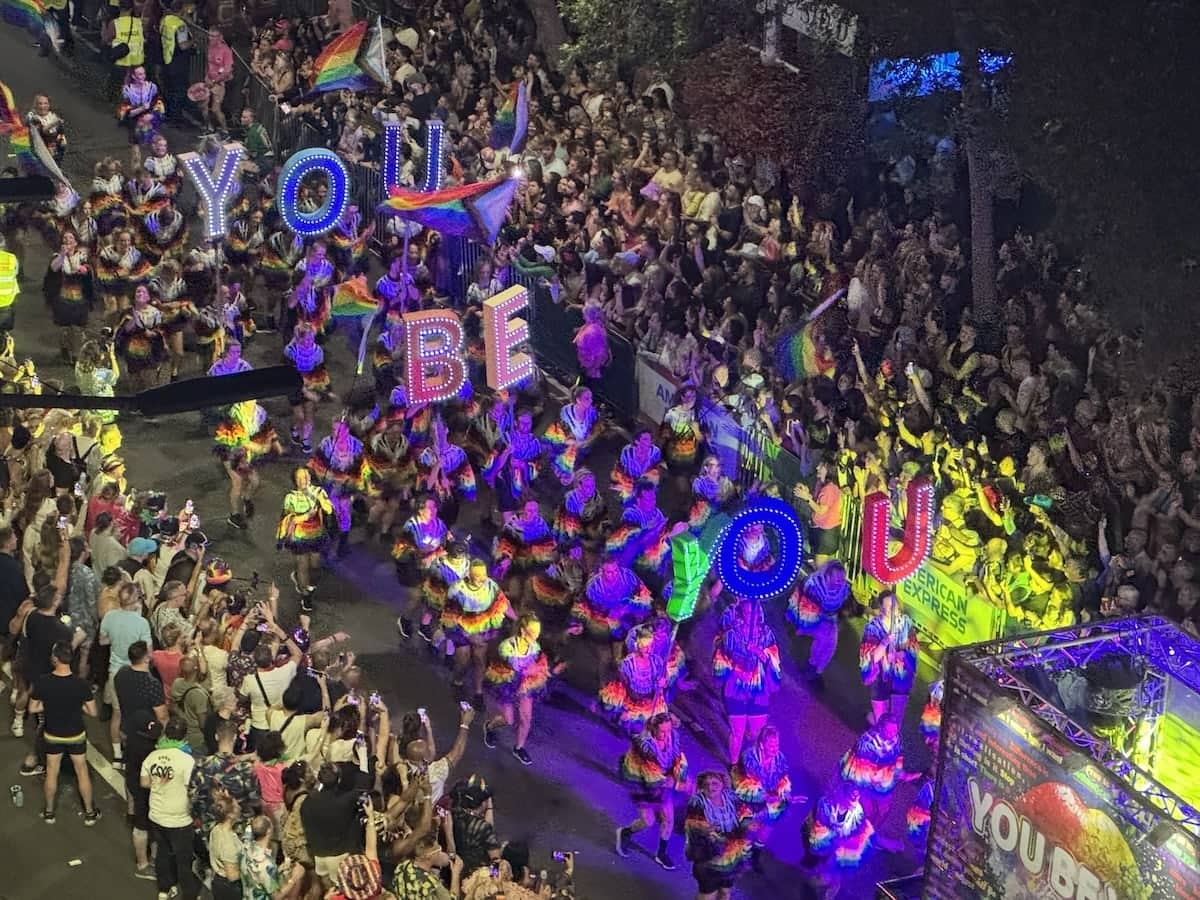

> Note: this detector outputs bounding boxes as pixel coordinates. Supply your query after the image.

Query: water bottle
[10,785,23,807]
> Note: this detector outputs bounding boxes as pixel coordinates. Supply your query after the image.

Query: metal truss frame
[953,616,1200,842]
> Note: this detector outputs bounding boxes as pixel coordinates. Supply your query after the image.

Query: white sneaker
[11,715,23,737]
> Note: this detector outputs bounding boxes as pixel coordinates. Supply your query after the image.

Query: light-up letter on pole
[418,119,445,193]
[713,498,806,601]
[861,477,935,584]
[403,310,467,404]
[180,142,245,241]
[278,148,351,237]
[382,122,404,198]
[482,285,533,390]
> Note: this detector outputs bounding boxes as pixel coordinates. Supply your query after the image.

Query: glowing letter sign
[403,310,467,404]
[482,285,533,390]
[861,476,935,584]
[417,119,446,193]
[278,148,351,237]
[668,498,805,623]
[180,142,245,241]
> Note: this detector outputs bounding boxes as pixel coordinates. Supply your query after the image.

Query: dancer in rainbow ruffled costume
[600,624,669,737]
[443,558,516,710]
[714,597,782,764]
[788,560,850,682]
[684,770,755,896]
[543,386,601,484]
[804,781,875,898]
[492,500,555,607]
[214,398,281,530]
[859,590,920,726]
[606,481,685,587]
[570,558,652,680]
[733,725,798,871]
[616,713,690,872]
[483,614,562,766]
[609,429,665,504]
[276,467,334,611]
[308,419,370,559]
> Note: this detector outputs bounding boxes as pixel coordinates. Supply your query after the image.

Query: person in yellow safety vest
[107,2,145,85]
[160,4,192,123]
[0,236,20,334]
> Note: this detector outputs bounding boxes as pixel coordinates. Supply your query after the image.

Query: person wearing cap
[451,777,502,878]
[120,531,155,577]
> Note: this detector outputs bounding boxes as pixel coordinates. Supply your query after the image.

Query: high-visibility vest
[112,15,145,67]
[0,251,19,308]
[161,15,187,66]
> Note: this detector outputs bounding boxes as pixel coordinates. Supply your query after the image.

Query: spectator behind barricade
[291,645,350,713]
[141,718,199,900]
[151,572,209,646]
[66,536,100,680]
[269,678,328,760]
[238,107,274,172]
[204,28,234,131]
[450,776,502,878]
[150,622,187,698]
[403,703,475,805]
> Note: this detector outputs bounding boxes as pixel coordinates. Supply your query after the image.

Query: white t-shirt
[200,645,228,693]
[141,746,196,828]
[239,661,298,729]
[267,707,310,761]
[402,756,451,804]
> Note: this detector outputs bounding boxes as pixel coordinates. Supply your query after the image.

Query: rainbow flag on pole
[379,178,519,245]
[490,81,529,155]
[773,319,836,381]
[0,80,34,172]
[307,22,375,96]
[330,275,378,319]
[0,0,45,38]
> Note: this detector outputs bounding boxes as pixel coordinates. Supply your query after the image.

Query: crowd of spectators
[183,0,1199,639]
[0,407,578,898]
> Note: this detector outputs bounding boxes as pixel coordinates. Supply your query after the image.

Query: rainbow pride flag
[379,178,519,245]
[0,80,34,172]
[490,81,529,155]
[330,275,378,318]
[307,21,374,96]
[773,319,836,382]
[1,0,46,39]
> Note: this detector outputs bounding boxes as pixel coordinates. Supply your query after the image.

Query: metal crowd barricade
[244,76,281,151]
[187,24,209,91]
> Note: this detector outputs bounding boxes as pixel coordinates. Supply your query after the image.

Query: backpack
[281,791,312,866]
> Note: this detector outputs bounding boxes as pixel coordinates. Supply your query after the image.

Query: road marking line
[86,741,125,801]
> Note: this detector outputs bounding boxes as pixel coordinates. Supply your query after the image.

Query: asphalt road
[0,27,930,900]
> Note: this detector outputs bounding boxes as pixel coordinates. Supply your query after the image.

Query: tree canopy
[681,39,864,187]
